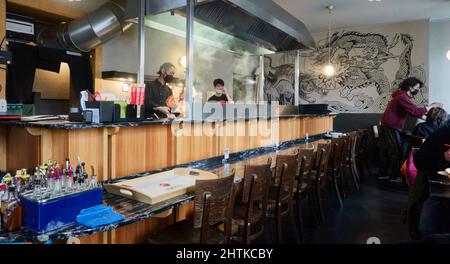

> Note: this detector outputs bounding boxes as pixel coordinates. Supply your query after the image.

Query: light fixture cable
[324,5,335,79]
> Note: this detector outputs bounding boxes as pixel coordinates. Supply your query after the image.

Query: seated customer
[208,79,234,104]
[413,108,448,138]
[407,124,450,240]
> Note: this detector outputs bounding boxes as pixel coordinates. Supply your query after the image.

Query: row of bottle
[0,157,100,203]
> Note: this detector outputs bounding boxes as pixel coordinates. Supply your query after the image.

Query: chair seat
[148,220,226,244]
[232,202,264,226]
[268,185,291,202]
[266,186,290,217]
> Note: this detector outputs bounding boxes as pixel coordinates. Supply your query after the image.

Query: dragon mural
[262,30,428,113]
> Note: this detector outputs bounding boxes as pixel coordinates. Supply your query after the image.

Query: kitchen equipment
[104,168,219,205]
[85,101,114,123]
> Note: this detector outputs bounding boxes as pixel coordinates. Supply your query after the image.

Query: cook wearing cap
[144,62,182,118]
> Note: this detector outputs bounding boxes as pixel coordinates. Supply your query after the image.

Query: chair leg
[350,161,360,191]
[244,225,251,244]
[333,173,343,207]
[308,191,320,229]
[353,158,361,184]
[315,186,325,224]
[295,195,305,243]
[364,157,372,177]
[290,204,301,244]
[275,208,283,244]
[339,170,347,198]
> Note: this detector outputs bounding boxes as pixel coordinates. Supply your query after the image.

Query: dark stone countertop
[0,134,327,243]
[0,114,335,130]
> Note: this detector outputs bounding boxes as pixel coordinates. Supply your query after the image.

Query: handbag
[401,151,418,186]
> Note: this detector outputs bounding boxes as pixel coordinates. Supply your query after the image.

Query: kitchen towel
[76,205,125,228]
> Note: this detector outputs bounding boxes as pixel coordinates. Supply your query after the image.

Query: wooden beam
[7,0,86,21]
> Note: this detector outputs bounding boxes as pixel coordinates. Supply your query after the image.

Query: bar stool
[148,173,236,244]
[231,161,272,244]
[266,154,300,244]
[294,148,316,242]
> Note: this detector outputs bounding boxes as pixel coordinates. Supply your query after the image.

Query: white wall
[429,20,450,110]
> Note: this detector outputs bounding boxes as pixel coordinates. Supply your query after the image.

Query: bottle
[305,133,310,148]
[1,184,22,232]
[223,148,230,161]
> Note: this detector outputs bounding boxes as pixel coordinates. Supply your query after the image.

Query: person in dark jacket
[407,125,450,239]
[378,77,443,182]
[413,108,448,138]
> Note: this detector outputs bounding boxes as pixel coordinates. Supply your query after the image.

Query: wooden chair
[294,148,316,242]
[267,154,300,244]
[328,138,346,207]
[337,136,350,198]
[356,129,372,179]
[344,132,360,192]
[231,160,272,244]
[310,143,332,224]
[148,173,236,244]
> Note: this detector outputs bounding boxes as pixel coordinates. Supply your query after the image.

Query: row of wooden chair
[148,130,371,244]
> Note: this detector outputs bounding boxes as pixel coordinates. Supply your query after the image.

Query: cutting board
[104,168,219,205]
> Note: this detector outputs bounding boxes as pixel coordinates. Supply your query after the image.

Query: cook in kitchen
[145,62,184,118]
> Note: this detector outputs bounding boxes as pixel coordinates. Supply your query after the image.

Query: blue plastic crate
[20,188,103,233]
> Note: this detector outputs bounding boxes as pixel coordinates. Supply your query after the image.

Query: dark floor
[305,176,410,244]
[256,168,412,244]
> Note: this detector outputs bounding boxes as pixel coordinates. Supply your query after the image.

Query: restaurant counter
[0,114,334,243]
[0,134,327,244]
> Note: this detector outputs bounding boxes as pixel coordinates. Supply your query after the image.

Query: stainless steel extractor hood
[148,0,316,51]
[37,0,136,52]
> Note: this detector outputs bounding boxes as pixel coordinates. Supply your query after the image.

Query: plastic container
[19,188,103,233]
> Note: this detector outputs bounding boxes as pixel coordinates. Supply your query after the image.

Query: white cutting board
[104,168,219,205]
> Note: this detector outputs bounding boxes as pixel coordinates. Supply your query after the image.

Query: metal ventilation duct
[37,0,133,52]
[149,0,316,51]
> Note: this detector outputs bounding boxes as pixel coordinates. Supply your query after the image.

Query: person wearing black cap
[144,62,182,118]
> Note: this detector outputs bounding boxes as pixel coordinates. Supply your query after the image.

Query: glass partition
[145,8,188,116]
[192,11,272,105]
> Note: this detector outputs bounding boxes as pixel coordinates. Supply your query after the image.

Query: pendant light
[324,5,335,78]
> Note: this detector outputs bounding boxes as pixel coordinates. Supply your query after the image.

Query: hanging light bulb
[324,5,335,78]
[324,64,335,77]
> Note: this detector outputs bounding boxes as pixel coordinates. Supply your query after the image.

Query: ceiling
[50,0,107,12]
[273,0,450,33]
[52,0,450,33]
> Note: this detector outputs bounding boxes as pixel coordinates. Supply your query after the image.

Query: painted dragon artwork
[262,31,429,113]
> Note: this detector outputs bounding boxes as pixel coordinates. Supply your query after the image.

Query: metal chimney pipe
[37,0,132,52]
